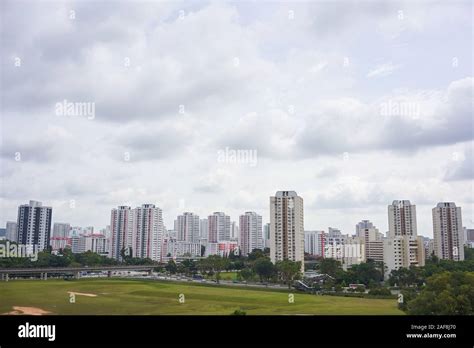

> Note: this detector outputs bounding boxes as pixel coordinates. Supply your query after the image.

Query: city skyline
[1,1,472,238]
[3,196,471,242]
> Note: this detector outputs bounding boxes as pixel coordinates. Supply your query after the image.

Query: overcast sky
[1,0,473,238]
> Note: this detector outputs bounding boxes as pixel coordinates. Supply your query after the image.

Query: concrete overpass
[0,265,156,281]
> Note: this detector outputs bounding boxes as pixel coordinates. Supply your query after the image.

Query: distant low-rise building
[163,238,201,258]
[205,241,238,257]
[383,236,425,278]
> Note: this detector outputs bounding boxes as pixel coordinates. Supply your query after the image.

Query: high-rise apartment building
[5,221,18,242]
[388,200,417,238]
[200,219,208,239]
[239,212,263,256]
[432,202,464,261]
[132,204,164,261]
[355,220,383,263]
[384,200,424,278]
[230,221,239,241]
[52,223,71,238]
[17,200,52,251]
[270,191,304,271]
[176,212,200,243]
[110,206,133,260]
[263,223,271,249]
[304,230,325,256]
[208,212,231,243]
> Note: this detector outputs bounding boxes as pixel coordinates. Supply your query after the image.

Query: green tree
[388,266,424,288]
[180,259,197,276]
[239,267,254,282]
[318,258,342,278]
[407,271,474,315]
[346,260,383,286]
[247,249,265,261]
[253,257,275,283]
[464,246,474,261]
[165,259,178,274]
[276,260,302,289]
[204,255,230,283]
[231,308,247,315]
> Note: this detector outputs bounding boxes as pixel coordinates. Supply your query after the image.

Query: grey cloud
[0,137,58,163]
[296,78,473,158]
[444,145,474,181]
[1,1,259,123]
[113,124,193,161]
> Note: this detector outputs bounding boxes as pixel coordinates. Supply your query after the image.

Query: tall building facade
[355,220,374,235]
[383,236,425,275]
[5,221,18,242]
[132,204,164,261]
[52,223,71,238]
[110,206,133,260]
[304,230,325,256]
[230,221,239,242]
[355,220,383,263]
[200,219,208,239]
[176,212,200,243]
[17,200,52,251]
[270,191,304,271]
[239,212,263,256]
[263,223,271,249]
[388,200,417,238]
[464,227,474,248]
[432,202,464,261]
[208,212,230,243]
[385,200,424,278]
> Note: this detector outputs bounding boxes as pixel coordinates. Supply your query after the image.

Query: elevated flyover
[0,265,156,281]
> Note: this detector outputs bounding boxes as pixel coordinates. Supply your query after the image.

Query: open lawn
[0,279,404,315]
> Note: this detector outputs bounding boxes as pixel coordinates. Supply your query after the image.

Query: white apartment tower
[356,220,383,263]
[208,212,231,243]
[239,212,263,256]
[133,204,164,261]
[110,206,133,260]
[270,191,304,271]
[177,212,200,243]
[304,230,325,257]
[432,202,464,261]
[385,200,424,278]
[388,200,417,237]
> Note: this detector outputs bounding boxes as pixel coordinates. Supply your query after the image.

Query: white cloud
[367,62,401,78]
[0,0,472,236]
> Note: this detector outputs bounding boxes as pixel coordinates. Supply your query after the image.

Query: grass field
[214,271,238,281]
[0,279,404,315]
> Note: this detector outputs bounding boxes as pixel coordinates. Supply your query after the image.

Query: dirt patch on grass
[4,306,52,315]
[68,291,97,297]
